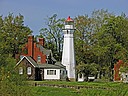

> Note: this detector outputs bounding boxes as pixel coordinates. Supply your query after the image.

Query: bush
[0,56,33,96]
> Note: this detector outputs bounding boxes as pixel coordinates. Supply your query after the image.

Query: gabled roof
[16,56,38,67]
[16,56,65,69]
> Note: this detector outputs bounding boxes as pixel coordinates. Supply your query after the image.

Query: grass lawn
[29,81,128,96]
[32,86,78,96]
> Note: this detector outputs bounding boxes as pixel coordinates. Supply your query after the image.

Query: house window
[37,55,41,63]
[47,70,56,75]
[19,67,23,74]
[27,67,31,75]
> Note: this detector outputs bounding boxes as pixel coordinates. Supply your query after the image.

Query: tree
[74,10,113,65]
[74,10,128,80]
[92,14,128,80]
[0,13,33,95]
[74,15,95,64]
[0,55,33,96]
[91,9,114,34]
[0,13,32,58]
[40,14,64,61]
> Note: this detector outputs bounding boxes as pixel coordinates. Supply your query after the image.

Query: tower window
[19,67,23,74]
[37,55,41,63]
[27,67,31,75]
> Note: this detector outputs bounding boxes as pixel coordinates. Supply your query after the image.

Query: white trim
[16,56,25,66]
[16,56,36,67]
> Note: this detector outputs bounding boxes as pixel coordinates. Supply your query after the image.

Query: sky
[0,0,128,35]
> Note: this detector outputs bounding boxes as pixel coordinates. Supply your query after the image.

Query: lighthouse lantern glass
[65,21,73,25]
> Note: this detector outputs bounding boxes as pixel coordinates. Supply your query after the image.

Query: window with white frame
[27,67,32,75]
[19,67,23,74]
[47,70,56,75]
[37,55,41,63]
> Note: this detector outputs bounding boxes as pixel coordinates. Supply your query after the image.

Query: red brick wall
[22,36,46,64]
[33,43,46,63]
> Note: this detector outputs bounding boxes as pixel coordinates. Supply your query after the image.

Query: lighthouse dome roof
[65,16,74,22]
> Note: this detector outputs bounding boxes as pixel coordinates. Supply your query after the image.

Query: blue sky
[0,0,128,35]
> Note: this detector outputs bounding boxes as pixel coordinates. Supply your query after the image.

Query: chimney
[28,35,34,57]
[39,38,45,46]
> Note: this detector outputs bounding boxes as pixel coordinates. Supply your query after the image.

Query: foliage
[120,63,128,73]
[40,14,65,61]
[74,9,128,80]
[76,62,99,81]
[0,13,33,96]
[74,15,94,64]
[75,10,114,63]
[0,13,32,58]
[92,13,128,79]
[0,56,33,96]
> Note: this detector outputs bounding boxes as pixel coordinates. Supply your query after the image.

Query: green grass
[29,81,126,88]
[32,86,78,96]
[29,81,128,96]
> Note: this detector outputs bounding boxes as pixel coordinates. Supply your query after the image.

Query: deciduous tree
[0,13,32,58]
[40,14,64,61]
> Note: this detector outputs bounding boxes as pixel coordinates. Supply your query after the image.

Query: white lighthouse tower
[62,16,76,81]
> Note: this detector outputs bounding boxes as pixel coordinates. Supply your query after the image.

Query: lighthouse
[62,16,76,81]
